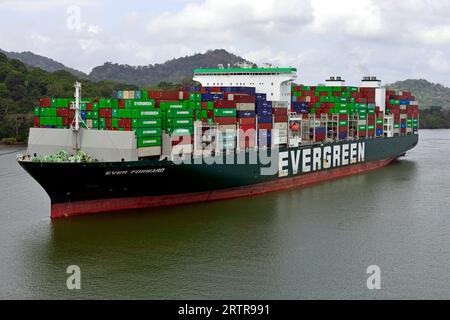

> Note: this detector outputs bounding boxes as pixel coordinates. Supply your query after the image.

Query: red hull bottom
[51,158,395,219]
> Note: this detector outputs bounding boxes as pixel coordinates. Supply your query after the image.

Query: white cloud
[3,0,450,85]
[0,0,99,12]
[428,51,450,73]
[147,0,313,44]
[30,33,51,45]
[310,0,384,39]
[417,25,450,45]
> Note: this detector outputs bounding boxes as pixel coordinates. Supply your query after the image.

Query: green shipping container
[166,118,193,127]
[160,101,186,111]
[139,119,162,128]
[133,100,155,108]
[47,117,57,126]
[213,109,237,117]
[112,119,119,128]
[166,109,193,118]
[137,137,162,148]
[358,125,367,131]
[339,121,348,126]
[166,127,194,136]
[118,109,132,118]
[34,107,40,116]
[47,108,57,117]
[135,128,162,138]
[132,109,161,119]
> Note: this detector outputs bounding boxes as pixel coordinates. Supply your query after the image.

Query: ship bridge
[193,67,297,106]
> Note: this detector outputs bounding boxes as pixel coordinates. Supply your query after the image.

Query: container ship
[18,67,419,219]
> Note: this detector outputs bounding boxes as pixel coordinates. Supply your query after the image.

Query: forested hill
[0,49,87,79]
[388,79,450,110]
[89,49,256,86]
[0,52,136,142]
[387,79,450,129]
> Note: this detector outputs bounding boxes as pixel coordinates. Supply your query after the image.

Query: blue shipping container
[238,111,256,118]
[257,108,273,117]
[258,116,273,124]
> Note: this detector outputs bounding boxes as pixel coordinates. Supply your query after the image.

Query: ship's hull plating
[19,135,419,219]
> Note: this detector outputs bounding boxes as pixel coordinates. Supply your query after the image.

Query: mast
[71,82,89,152]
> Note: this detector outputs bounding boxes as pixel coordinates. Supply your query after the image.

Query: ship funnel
[325,76,345,87]
[361,76,381,88]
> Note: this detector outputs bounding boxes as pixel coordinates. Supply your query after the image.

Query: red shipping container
[69,110,75,119]
[214,100,236,109]
[215,117,237,125]
[258,123,273,130]
[118,99,125,108]
[233,94,256,104]
[273,108,287,116]
[201,102,208,110]
[105,118,112,128]
[39,98,51,107]
[34,117,40,127]
[62,117,69,127]
[118,119,124,128]
[207,110,214,118]
[104,109,112,118]
[239,118,256,126]
[171,136,193,146]
[57,108,68,117]
[123,119,131,127]
[239,124,256,132]
[125,127,132,132]
[274,115,288,123]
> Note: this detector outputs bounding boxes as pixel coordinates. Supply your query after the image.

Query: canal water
[0,130,449,299]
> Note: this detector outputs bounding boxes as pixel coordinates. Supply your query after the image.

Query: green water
[1,130,449,299]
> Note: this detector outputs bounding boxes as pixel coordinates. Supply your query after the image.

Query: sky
[1,0,450,86]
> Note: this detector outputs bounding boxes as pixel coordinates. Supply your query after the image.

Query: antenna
[71,82,89,152]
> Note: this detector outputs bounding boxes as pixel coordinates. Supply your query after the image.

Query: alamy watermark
[366,265,381,290]
[66,265,81,290]
[66,5,82,32]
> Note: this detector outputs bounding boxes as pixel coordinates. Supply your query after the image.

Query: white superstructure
[193,67,297,106]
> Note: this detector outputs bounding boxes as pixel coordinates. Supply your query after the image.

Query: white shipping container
[358,120,367,126]
[236,103,256,111]
[138,146,162,157]
[273,129,288,136]
[228,94,234,101]
[273,136,288,145]
[219,125,237,131]
[273,123,288,130]
[273,101,288,108]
